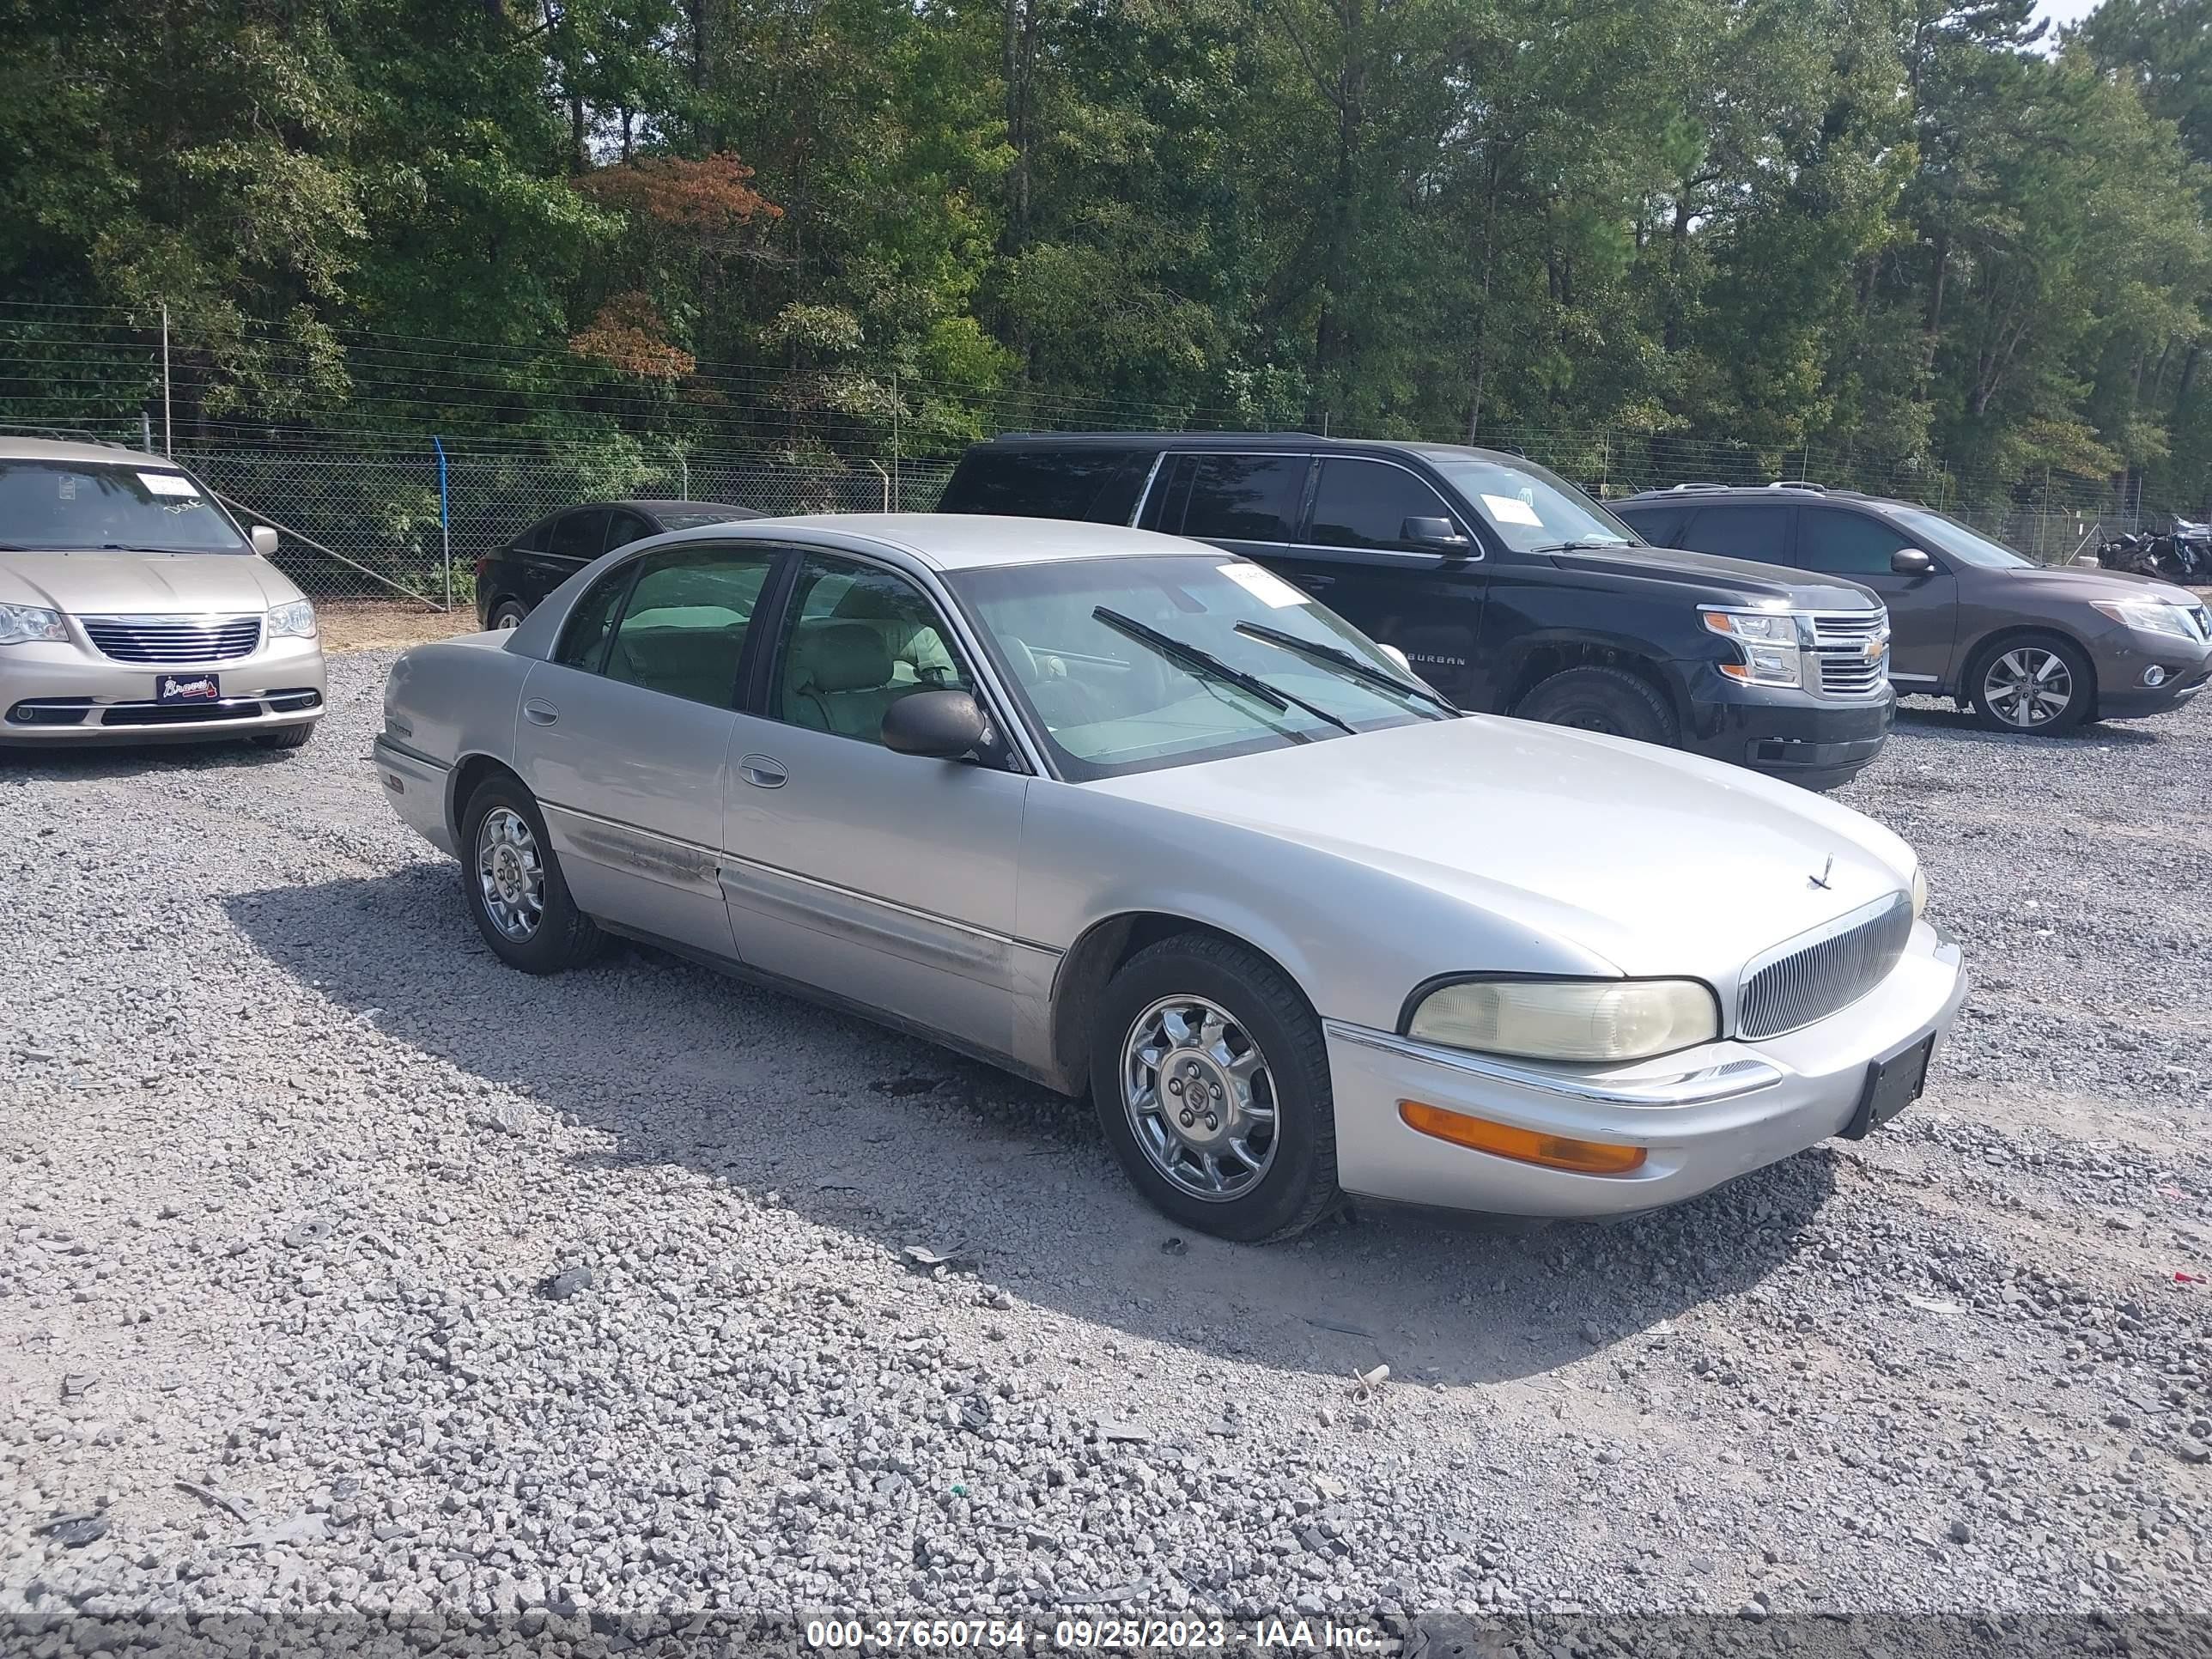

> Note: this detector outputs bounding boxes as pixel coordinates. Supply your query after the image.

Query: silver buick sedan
[373,514,1966,1241]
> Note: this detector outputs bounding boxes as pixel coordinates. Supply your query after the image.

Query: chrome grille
[1738,892,1914,1039]
[1808,611,1891,698]
[81,614,262,664]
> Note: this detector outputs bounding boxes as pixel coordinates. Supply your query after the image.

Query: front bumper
[2089,630,2212,720]
[1322,921,1966,1218]
[0,635,328,745]
[1679,671,1894,790]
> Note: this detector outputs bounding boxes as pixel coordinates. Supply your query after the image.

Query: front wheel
[1089,934,1339,1242]
[250,722,316,751]
[1511,665,1678,747]
[1968,635,2091,734]
[459,775,604,974]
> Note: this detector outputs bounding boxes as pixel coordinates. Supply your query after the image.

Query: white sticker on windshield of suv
[1481,493,1542,526]
[138,471,201,497]
[1218,562,1310,608]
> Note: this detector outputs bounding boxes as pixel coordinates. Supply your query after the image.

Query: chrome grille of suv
[82,615,262,664]
[1808,611,1890,698]
[1739,892,1914,1039]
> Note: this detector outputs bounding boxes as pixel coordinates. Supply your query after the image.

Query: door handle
[523,699,559,726]
[738,754,787,788]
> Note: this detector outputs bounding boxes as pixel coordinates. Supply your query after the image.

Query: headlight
[0,604,67,646]
[2090,599,2200,641]
[1407,977,1720,1063]
[267,599,318,640]
[1701,607,1805,688]
[1911,866,1928,920]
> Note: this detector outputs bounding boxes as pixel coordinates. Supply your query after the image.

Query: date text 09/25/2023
[803,1619,1389,1651]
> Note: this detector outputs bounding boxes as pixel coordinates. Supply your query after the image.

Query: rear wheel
[489,600,528,631]
[459,775,603,973]
[1967,635,2090,734]
[1090,934,1338,1242]
[1512,665,1677,747]
[250,722,316,751]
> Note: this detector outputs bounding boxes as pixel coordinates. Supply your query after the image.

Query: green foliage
[0,0,2207,514]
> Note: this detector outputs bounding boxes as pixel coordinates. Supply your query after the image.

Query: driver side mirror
[1403,516,1472,553]
[250,525,279,557]
[882,689,989,759]
[1891,547,1934,577]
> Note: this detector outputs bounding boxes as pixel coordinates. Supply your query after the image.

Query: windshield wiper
[1233,622,1459,719]
[1530,538,1632,555]
[1091,606,1356,736]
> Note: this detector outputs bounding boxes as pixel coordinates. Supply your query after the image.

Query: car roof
[0,434,185,468]
[691,513,1210,572]
[972,430,1534,469]
[623,499,759,517]
[1615,483,1900,509]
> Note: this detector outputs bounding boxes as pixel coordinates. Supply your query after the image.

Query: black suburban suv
[938,434,1894,788]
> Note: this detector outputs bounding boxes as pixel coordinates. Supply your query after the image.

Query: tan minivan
[0,436,326,749]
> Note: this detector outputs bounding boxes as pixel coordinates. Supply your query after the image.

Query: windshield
[947,554,1434,780]
[652,506,755,532]
[1887,505,2033,569]
[0,460,247,554]
[1429,457,1640,553]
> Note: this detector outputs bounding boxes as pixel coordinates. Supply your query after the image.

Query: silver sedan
[373,514,1966,1240]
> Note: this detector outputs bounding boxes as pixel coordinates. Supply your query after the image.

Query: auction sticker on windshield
[139,472,201,497]
[1481,493,1542,526]
[1217,562,1310,607]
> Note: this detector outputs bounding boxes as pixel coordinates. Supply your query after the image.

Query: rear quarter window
[939,448,1146,522]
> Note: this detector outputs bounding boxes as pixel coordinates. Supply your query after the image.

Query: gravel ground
[3,655,2210,1644]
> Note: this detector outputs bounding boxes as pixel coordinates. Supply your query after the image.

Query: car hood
[1556,544,1878,610]
[1994,564,2198,606]
[0,550,301,614]
[1086,715,1916,980]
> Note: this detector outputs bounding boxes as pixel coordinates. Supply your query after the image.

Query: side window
[939,448,1142,520]
[511,515,554,553]
[1175,455,1306,543]
[554,564,635,672]
[772,556,975,746]
[547,507,611,562]
[1309,459,1458,551]
[1796,509,1913,575]
[1615,503,1686,546]
[1676,505,1790,564]
[602,510,651,554]
[600,547,778,708]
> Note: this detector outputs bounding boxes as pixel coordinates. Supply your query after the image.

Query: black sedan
[474,499,761,629]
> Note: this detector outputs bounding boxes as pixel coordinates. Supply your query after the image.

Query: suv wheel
[489,600,528,631]
[1968,635,2090,734]
[1512,665,1678,747]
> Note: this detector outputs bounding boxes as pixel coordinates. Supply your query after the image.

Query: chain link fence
[168,443,957,609]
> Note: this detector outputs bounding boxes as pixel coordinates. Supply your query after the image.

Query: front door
[512,542,783,957]
[1792,506,1960,688]
[1260,454,1491,708]
[719,553,1033,1059]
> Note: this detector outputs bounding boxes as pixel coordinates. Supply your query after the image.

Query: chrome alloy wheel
[1982,646,2075,729]
[475,807,544,941]
[1121,995,1279,1201]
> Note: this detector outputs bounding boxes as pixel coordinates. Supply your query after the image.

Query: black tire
[1966,633,2092,735]
[489,599,529,631]
[1512,664,1677,745]
[250,722,316,750]
[459,775,604,974]
[1089,933,1339,1243]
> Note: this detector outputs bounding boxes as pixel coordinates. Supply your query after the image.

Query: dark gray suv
[1614,483,2212,735]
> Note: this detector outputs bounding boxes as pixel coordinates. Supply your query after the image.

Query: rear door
[1263,454,1491,708]
[526,507,612,609]
[511,541,784,957]
[1139,452,1310,563]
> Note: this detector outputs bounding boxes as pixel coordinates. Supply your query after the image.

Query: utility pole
[160,301,172,454]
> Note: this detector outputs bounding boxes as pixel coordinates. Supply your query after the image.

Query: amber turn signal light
[1397,1100,1648,1175]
